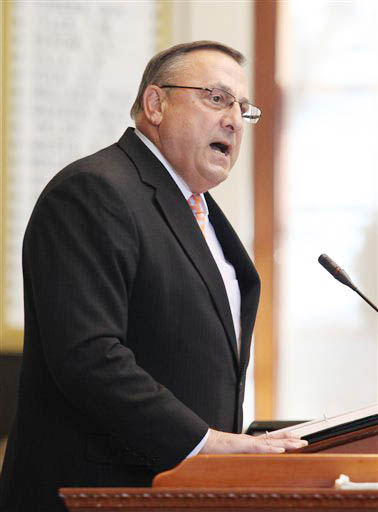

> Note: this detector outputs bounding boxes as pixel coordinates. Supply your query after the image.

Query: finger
[267,438,307,448]
[272,437,308,448]
[250,441,285,454]
[252,437,308,453]
[263,430,305,441]
[284,438,308,449]
[256,432,307,444]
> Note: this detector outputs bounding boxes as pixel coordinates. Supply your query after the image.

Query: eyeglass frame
[158,84,262,124]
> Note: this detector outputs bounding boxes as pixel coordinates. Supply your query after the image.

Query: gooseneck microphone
[318,254,378,313]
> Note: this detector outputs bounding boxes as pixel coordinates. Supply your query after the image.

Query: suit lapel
[156,188,240,363]
[206,194,261,369]
[118,128,239,364]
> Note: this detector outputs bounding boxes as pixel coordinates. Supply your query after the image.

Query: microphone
[318,254,378,313]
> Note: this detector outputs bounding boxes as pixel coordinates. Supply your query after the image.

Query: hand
[200,428,308,454]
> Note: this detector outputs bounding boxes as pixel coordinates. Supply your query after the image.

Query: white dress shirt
[134,128,242,456]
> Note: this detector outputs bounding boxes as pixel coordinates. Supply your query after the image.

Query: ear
[143,85,166,126]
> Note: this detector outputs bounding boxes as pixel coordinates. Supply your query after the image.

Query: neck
[135,118,162,151]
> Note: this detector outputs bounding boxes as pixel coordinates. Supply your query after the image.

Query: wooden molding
[60,488,378,512]
[253,0,278,420]
[60,487,378,510]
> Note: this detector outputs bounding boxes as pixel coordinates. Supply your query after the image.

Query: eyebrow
[211,82,251,104]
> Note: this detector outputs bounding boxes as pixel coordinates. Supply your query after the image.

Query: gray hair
[130,40,246,120]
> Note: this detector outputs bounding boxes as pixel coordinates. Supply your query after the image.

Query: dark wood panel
[0,353,22,438]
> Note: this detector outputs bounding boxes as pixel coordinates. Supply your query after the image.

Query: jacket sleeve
[23,168,209,472]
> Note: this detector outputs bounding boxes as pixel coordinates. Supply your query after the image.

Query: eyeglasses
[159,85,261,124]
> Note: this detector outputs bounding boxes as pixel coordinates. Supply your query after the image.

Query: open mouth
[210,142,229,155]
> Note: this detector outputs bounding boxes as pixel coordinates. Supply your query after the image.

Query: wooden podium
[61,419,378,510]
[61,452,378,511]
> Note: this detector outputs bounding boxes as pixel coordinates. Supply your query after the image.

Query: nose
[221,101,244,133]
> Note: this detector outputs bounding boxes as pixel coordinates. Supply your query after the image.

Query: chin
[204,169,230,190]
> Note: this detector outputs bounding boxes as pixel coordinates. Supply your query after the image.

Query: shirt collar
[134,128,208,215]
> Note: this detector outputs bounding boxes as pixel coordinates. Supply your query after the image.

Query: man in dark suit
[0,41,306,512]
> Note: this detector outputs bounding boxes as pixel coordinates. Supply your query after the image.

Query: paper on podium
[267,403,378,443]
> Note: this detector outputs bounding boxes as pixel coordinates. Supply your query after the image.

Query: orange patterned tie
[187,194,206,237]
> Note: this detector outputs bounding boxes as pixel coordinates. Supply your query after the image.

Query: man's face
[156,50,249,193]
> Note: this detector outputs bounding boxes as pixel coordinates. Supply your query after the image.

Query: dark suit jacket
[0,128,260,511]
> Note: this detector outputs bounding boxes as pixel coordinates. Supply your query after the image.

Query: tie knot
[187,194,206,237]
[188,194,204,215]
